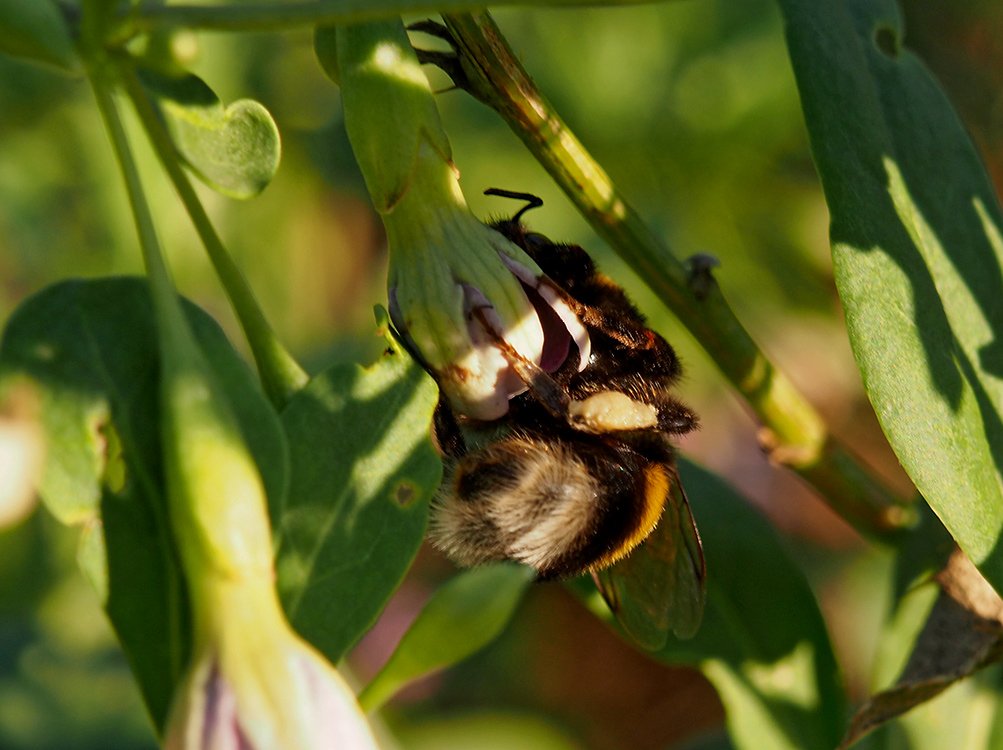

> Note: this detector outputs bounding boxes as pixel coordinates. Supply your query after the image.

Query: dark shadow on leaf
[779,0,1003,584]
[101,484,190,731]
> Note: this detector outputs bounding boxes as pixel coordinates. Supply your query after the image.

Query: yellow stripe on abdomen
[590,463,670,571]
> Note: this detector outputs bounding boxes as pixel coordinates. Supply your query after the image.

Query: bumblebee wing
[595,463,706,648]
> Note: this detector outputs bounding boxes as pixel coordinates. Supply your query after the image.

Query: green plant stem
[442,11,917,539]
[89,73,190,689]
[119,63,308,409]
[90,80,176,320]
[125,0,654,34]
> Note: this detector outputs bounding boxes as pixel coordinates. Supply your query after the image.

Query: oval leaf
[358,563,534,712]
[0,0,74,70]
[778,0,1003,589]
[140,68,281,199]
[276,319,441,661]
[0,277,289,728]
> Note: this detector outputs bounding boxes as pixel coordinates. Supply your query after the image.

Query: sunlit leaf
[778,0,1003,590]
[0,277,288,728]
[139,68,281,199]
[276,314,441,661]
[0,0,74,70]
[358,563,533,712]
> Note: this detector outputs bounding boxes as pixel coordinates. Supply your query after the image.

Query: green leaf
[276,324,441,661]
[313,25,339,85]
[778,0,1003,589]
[589,460,845,750]
[867,504,954,698]
[0,277,289,728]
[358,563,533,712]
[80,483,191,731]
[139,68,281,199]
[0,0,75,70]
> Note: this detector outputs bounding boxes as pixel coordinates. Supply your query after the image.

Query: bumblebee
[426,190,702,595]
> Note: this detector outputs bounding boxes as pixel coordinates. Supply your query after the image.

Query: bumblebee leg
[655,398,698,435]
[432,395,468,459]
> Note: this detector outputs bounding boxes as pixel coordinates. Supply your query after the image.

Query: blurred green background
[2,1,1002,747]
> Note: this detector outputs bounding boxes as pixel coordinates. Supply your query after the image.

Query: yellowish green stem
[88,74,192,687]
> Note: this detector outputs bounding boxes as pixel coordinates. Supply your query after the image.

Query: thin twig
[125,0,655,34]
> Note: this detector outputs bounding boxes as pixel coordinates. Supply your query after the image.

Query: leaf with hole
[276,313,441,661]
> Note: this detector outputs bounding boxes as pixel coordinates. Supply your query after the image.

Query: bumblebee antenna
[484,188,544,224]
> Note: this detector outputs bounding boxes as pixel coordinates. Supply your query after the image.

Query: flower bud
[338,21,589,420]
[164,580,376,750]
[153,281,376,749]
